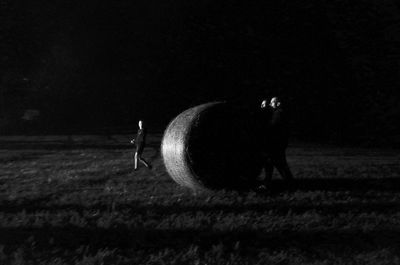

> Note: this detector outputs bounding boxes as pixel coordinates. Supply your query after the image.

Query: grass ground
[0,135,399,264]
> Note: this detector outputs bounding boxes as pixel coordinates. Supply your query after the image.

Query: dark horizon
[1,0,400,146]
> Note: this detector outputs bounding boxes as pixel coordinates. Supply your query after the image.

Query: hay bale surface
[162,102,263,190]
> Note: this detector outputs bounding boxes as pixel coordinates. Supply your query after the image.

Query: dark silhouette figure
[259,97,294,183]
[130,120,152,171]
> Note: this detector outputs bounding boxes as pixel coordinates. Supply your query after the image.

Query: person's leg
[134,152,139,170]
[272,150,293,180]
[264,156,274,182]
[256,153,273,190]
[137,144,152,169]
[138,156,152,169]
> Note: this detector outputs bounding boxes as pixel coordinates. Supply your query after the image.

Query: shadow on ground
[1,178,400,216]
[265,178,400,193]
[1,226,399,256]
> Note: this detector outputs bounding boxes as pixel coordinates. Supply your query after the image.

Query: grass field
[0,135,400,265]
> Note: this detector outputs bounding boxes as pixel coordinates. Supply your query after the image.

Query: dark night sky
[1,0,400,144]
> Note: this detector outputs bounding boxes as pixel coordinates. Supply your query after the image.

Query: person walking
[130,120,152,171]
[260,97,294,183]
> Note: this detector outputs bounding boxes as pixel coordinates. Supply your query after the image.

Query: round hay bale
[162,102,263,191]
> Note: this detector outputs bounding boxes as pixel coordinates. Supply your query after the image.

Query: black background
[1,0,400,146]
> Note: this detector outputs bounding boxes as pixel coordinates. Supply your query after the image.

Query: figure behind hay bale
[162,102,263,191]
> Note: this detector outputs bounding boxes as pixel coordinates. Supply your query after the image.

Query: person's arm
[130,130,138,144]
[142,128,147,143]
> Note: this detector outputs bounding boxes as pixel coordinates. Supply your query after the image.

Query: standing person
[130,120,152,171]
[260,97,294,183]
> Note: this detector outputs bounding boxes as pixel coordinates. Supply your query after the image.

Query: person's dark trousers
[263,149,293,181]
[132,144,151,170]
[271,149,293,180]
[133,152,151,169]
[263,155,274,183]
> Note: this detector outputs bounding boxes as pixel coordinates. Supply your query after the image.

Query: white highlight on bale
[161,102,221,190]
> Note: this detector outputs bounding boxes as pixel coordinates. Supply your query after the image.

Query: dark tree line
[1,0,399,146]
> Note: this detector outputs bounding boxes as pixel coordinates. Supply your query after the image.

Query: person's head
[138,120,143,129]
[269,97,281,109]
[260,99,268,109]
